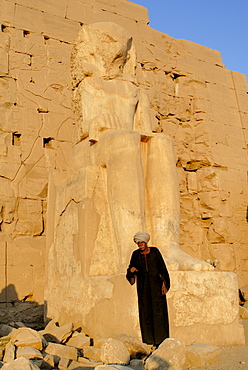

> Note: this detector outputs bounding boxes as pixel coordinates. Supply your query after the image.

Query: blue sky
[131,0,248,82]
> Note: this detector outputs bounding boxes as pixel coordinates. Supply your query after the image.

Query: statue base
[45,170,244,346]
[45,269,244,346]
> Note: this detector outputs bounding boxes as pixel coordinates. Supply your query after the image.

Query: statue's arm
[133,88,153,138]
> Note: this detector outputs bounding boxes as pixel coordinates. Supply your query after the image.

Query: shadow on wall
[0,284,45,330]
[0,283,18,303]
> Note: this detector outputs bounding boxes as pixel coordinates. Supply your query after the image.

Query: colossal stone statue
[70,22,212,272]
[45,23,244,344]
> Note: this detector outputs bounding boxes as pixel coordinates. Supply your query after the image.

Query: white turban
[133,231,150,244]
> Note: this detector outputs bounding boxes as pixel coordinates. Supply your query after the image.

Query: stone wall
[0,0,247,304]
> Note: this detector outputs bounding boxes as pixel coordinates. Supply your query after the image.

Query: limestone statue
[70,22,213,273]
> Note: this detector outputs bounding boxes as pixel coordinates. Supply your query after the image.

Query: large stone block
[168,271,245,346]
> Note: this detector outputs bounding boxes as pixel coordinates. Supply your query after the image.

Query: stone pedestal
[45,257,245,346]
[168,271,245,346]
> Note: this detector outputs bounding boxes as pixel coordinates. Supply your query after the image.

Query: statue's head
[71,22,136,85]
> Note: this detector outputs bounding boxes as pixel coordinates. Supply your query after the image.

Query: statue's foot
[167,249,214,271]
[164,258,179,271]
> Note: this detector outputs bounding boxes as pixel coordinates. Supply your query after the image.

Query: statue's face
[74,22,136,81]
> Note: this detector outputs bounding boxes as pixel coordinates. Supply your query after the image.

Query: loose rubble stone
[83,346,102,362]
[3,341,15,363]
[41,322,73,343]
[45,342,78,361]
[68,360,102,369]
[58,357,71,370]
[101,338,130,365]
[77,357,91,363]
[16,346,43,360]
[0,337,10,350]
[185,342,221,367]
[1,356,40,369]
[130,359,145,370]
[145,338,185,370]
[66,332,91,348]
[42,354,56,369]
[95,366,133,370]
[116,334,150,358]
[10,328,44,350]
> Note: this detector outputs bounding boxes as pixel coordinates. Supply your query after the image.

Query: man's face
[137,241,147,250]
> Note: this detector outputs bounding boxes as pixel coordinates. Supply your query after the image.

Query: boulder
[1,357,40,369]
[185,342,221,367]
[116,334,150,358]
[101,338,130,365]
[45,342,77,361]
[66,332,90,348]
[145,338,185,370]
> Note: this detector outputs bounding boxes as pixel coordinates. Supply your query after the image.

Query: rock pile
[0,321,221,370]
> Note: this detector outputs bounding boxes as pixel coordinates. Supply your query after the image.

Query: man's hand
[130,267,138,273]
[162,281,167,295]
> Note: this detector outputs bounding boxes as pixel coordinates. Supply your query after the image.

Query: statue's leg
[98,130,146,271]
[146,135,213,271]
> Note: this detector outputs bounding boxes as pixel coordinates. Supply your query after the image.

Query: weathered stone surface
[0,0,247,352]
[100,338,130,365]
[145,338,185,370]
[66,332,90,348]
[168,271,245,346]
[0,336,11,350]
[185,342,221,367]
[41,354,55,370]
[68,360,102,369]
[115,334,150,358]
[1,357,40,370]
[16,346,43,360]
[130,359,145,370]
[58,357,70,370]
[45,342,77,361]
[10,328,43,350]
[95,366,133,370]
[83,346,101,362]
[240,306,248,319]
[241,285,248,301]
[41,322,73,343]
[3,341,15,363]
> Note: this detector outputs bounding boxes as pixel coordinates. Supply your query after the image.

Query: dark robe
[126,247,170,346]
